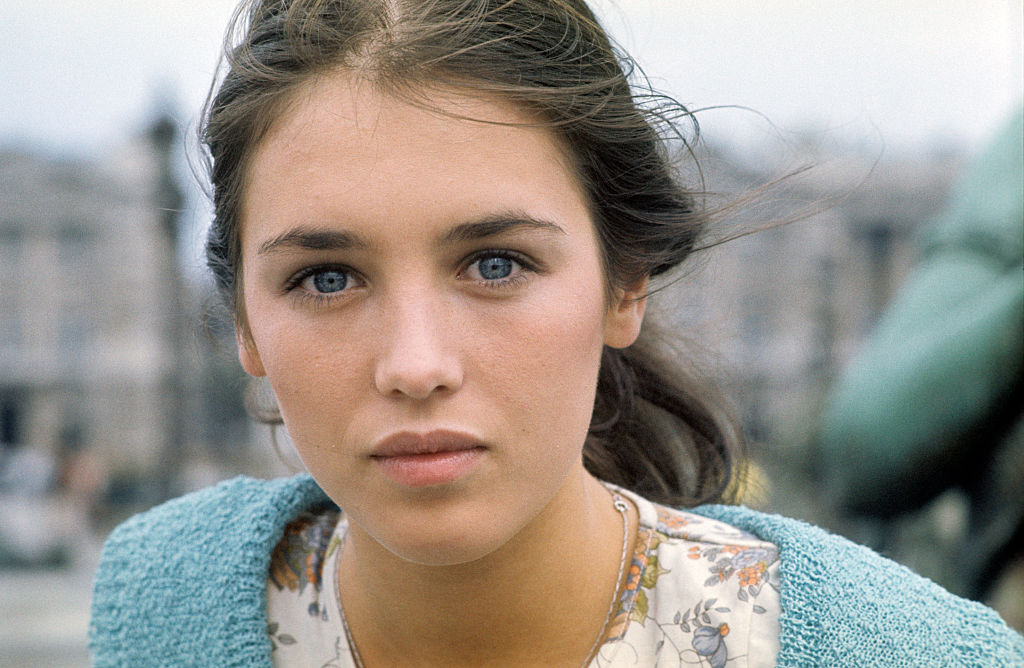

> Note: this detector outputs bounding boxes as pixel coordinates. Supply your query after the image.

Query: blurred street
[0,536,100,668]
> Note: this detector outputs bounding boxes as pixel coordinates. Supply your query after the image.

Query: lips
[371,430,484,457]
[370,430,486,487]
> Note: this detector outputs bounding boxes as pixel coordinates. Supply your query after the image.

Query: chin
[374,525,511,567]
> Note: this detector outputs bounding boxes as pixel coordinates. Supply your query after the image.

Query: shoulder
[98,474,331,549]
[645,499,773,546]
[90,473,334,667]
[692,505,1024,667]
[93,474,332,588]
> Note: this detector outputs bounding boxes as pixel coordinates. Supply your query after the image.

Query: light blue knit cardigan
[89,474,1024,666]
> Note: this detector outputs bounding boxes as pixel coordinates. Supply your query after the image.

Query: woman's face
[237,72,645,565]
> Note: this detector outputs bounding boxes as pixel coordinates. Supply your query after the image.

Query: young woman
[90,1,1024,666]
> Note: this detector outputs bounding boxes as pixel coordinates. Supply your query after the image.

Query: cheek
[245,305,366,433]
[485,288,608,443]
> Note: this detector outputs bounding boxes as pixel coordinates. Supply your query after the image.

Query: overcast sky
[1,1,1021,159]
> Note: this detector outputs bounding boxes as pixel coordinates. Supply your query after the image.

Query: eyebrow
[256,211,566,256]
[439,212,566,245]
[257,228,368,255]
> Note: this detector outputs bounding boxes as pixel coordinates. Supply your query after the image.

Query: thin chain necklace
[336,487,632,668]
[580,488,631,667]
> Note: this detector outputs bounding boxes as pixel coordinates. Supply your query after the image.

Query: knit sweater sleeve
[89,474,332,668]
[693,504,1024,667]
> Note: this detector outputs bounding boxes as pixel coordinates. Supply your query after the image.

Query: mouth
[370,430,487,487]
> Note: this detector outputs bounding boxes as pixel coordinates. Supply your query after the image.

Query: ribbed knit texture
[89,474,332,667]
[90,474,1024,666]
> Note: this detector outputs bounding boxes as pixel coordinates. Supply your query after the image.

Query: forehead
[239,71,591,241]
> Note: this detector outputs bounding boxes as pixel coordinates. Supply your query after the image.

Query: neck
[337,470,635,667]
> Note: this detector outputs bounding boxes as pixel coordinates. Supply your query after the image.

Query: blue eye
[476,256,514,280]
[304,269,348,293]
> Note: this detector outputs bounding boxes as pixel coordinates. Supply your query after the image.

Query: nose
[373,289,464,400]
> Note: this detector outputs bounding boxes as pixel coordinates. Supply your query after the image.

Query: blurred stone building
[666,143,964,497]
[0,118,194,506]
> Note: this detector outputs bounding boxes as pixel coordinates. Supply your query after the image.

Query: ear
[603,277,648,349]
[236,323,267,377]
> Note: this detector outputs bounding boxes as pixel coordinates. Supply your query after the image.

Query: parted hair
[201,0,743,507]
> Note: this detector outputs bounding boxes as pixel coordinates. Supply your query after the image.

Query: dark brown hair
[201,0,743,507]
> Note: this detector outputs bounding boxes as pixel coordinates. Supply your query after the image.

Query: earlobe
[236,326,267,377]
[604,278,648,349]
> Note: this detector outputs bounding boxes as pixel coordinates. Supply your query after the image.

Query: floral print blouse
[266,486,781,667]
